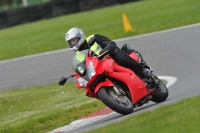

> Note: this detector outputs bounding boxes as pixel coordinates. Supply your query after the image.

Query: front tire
[151,78,169,103]
[97,87,133,115]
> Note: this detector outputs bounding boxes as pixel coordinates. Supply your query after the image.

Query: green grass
[0,82,106,133]
[87,95,200,133]
[0,0,200,61]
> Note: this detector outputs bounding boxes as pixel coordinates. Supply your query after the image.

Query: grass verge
[0,82,106,133]
[0,0,199,61]
[86,95,200,133]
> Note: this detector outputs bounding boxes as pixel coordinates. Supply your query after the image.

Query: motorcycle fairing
[96,59,152,104]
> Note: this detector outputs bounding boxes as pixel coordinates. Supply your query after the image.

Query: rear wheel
[97,86,133,115]
[151,79,169,103]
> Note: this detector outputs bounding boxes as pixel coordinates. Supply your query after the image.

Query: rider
[65,27,152,79]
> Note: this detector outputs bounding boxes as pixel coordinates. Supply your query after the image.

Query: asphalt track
[1,23,200,132]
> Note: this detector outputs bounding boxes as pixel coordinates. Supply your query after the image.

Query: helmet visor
[67,38,80,48]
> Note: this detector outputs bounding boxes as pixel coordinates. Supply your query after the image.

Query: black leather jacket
[79,34,117,55]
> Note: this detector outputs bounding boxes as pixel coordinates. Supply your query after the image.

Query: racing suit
[77,34,150,78]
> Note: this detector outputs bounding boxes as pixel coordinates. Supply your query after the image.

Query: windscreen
[71,50,88,75]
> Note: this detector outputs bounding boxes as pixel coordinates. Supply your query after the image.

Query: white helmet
[65,27,85,51]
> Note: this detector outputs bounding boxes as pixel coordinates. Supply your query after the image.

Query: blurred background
[0,0,50,10]
[0,0,135,29]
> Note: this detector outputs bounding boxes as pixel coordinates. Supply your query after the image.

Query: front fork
[112,82,126,97]
[111,81,133,102]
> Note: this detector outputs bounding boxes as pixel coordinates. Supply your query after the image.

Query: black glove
[98,49,109,60]
[142,68,152,79]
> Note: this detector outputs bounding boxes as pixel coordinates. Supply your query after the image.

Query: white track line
[158,76,178,88]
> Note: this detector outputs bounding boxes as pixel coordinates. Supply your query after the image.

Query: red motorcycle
[59,44,168,115]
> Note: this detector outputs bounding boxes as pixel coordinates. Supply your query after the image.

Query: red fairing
[108,63,151,103]
[74,72,82,89]
[74,51,154,104]
[128,52,139,62]
[94,79,114,94]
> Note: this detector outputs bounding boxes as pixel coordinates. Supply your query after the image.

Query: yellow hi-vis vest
[86,35,102,56]
[75,35,102,62]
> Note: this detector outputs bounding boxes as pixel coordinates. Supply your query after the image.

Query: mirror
[58,77,67,86]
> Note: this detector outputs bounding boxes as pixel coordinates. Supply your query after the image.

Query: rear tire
[151,79,169,103]
[97,87,133,115]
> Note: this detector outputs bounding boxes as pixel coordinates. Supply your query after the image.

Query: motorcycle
[59,44,168,115]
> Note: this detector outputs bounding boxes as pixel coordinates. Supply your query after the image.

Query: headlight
[88,61,96,79]
[77,78,88,88]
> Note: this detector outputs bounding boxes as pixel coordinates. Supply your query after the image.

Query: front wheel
[97,87,133,115]
[151,78,169,103]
